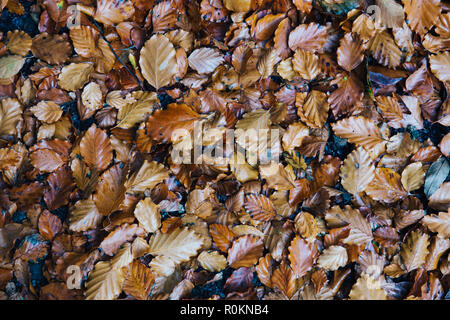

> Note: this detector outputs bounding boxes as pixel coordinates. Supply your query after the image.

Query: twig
[89,17,144,89]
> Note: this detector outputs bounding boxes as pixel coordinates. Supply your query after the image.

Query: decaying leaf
[1,0,449,302]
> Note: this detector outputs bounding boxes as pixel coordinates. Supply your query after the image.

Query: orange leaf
[209,223,236,253]
[80,124,113,171]
[227,235,263,268]
[288,236,318,278]
[38,210,62,241]
[244,194,276,221]
[146,103,200,143]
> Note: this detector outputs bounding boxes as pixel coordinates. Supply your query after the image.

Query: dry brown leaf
[58,63,93,91]
[337,33,364,72]
[227,235,263,268]
[80,124,113,171]
[340,147,375,195]
[188,47,224,74]
[400,230,429,272]
[122,260,154,300]
[366,168,408,203]
[134,197,161,233]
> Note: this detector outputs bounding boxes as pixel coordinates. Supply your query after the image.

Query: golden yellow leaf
[294,212,318,241]
[58,63,94,91]
[134,198,161,233]
[400,229,429,272]
[30,101,62,124]
[340,147,375,195]
[69,198,102,232]
[297,90,329,128]
[401,162,425,192]
[197,250,227,272]
[125,160,169,193]
[277,58,296,81]
[6,30,32,56]
[223,0,252,12]
[0,98,22,136]
[116,91,157,129]
[349,274,387,300]
[352,14,376,42]
[422,211,450,239]
[366,168,408,203]
[85,244,133,300]
[292,49,320,80]
[147,228,204,265]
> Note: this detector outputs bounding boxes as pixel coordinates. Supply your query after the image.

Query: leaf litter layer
[0,0,449,300]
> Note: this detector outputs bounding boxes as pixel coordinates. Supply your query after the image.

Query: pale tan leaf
[340,147,375,195]
[331,116,385,150]
[85,244,133,300]
[148,228,204,265]
[82,82,103,111]
[188,47,224,74]
[58,63,93,91]
[69,198,102,232]
[349,274,387,300]
[400,230,429,272]
[0,98,22,136]
[422,211,450,239]
[0,55,25,79]
[134,198,161,233]
[297,90,329,128]
[430,52,450,83]
[292,49,320,80]
[401,162,425,192]
[366,168,408,203]
[197,251,227,272]
[139,34,176,89]
[317,245,348,271]
[125,160,169,193]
